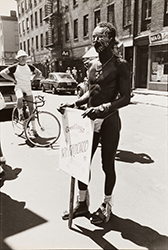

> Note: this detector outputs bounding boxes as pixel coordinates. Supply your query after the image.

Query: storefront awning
[82,47,98,59]
[149,32,168,46]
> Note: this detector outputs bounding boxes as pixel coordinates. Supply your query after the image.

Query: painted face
[92,26,111,53]
[18,56,27,65]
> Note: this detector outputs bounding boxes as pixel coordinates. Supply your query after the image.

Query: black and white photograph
[0,0,168,249]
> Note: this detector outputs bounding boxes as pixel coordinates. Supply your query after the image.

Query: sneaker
[62,198,89,220]
[29,129,38,138]
[90,202,112,225]
[19,113,24,121]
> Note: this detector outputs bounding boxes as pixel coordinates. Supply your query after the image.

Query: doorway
[136,46,148,88]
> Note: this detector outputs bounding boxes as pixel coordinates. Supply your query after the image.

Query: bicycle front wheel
[12,106,24,136]
[24,111,61,147]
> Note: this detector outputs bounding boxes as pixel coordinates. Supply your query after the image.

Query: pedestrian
[77,69,83,83]
[58,22,131,224]
[66,66,71,75]
[0,50,42,136]
[72,66,78,81]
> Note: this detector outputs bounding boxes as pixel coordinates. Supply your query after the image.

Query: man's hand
[57,102,75,114]
[82,107,100,120]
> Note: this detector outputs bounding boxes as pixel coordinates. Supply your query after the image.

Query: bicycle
[12,95,61,147]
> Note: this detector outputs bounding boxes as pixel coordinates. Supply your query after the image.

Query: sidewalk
[132,88,168,108]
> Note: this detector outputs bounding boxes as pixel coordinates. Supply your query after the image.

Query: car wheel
[52,87,57,94]
[41,85,45,92]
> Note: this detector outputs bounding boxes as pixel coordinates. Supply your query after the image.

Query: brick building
[0,11,19,65]
[16,0,52,75]
[15,0,168,90]
[133,0,168,91]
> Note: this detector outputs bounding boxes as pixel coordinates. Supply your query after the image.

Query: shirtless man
[58,22,131,224]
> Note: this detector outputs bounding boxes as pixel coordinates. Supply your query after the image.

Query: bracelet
[73,102,78,108]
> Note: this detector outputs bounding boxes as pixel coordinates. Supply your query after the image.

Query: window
[46,31,48,45]
[26,17,29,31]
[23,41,26,51]
[31,37,34,51]
[20,42,22,49]
[27,39,30,55]
[21,1,24,14]
[74,19,78,39]
[25,0,27,11]
[83,14,89,37]
[73,0,78,7]
[35,11,38,27]
[150,49,168,82]
[164,0,168,26]
[29,0,32,8]
[39,8,43,25]
[107,4,115,25]
[44,5,47,17]
[65,23,70,42]
[34,0,37,7]
[123,0,131,27]
[36,35,38,50]
[41,34,44,49]
[18,5,21,17]
[22,20,25,33]
[141,0,152,31]
[94,10,100,27]
[31,14,33,29]
[19,23,21,35]
[143,0,151,20]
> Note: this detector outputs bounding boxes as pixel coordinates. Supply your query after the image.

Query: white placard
[59,108,94,185]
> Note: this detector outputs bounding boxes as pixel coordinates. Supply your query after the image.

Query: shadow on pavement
[72,214,168,250]
[0,192,48,250]
[115,150,154,164]
[0,109,12,122]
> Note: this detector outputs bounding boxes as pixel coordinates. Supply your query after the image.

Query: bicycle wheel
[24,111,61,147]
[12,106,24,136]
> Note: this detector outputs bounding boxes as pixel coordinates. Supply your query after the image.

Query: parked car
[40,72,77,95]
[76,77,89,98]
[0,65,16,109]
[31,75,44,90]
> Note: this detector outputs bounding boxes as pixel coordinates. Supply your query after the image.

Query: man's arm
[0,68,16,83]
[31,68,42,81]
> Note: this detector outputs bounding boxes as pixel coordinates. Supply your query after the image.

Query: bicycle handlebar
[34,95,45,107]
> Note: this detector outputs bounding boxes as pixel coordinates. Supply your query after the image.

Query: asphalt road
[1,90,168,250]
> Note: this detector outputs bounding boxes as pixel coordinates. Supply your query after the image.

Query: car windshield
[56,73,74,80]
[0,66,12,82]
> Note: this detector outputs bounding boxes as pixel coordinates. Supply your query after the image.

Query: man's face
[92,26,111,53]
[18,56,27,65]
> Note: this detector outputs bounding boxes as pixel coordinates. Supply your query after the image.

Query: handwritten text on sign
[59,108,94,185]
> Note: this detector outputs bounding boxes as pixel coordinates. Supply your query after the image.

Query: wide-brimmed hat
[16,50,28,59]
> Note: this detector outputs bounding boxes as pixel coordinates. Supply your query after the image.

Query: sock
[104,195,112,205]
[31,120,36,130]
[18,108,23,116]
[78,190,87,202]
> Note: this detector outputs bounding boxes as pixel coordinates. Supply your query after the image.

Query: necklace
[95,55,113,80]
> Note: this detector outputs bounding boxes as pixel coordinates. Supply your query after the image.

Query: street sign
[59,108,94,185]
[61,50,70,57]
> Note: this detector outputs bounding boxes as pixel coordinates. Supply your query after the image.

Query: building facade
[0,11,19,65]
[15,0,168,90]
[16,0,53,75]
[133,0,168,91]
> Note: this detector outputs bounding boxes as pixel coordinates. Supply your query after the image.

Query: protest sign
[59,108,94,185]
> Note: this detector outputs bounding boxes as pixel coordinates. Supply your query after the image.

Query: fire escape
[43,0,62,58]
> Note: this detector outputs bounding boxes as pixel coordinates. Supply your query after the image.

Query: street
[1,91,168,250]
